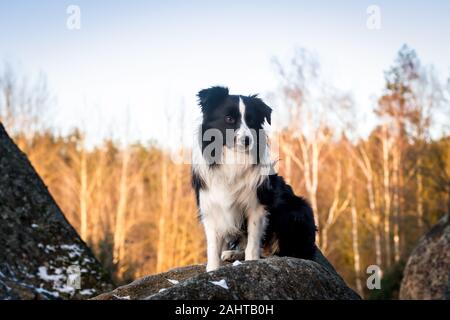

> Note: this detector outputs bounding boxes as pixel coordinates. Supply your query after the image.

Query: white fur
[235,98,253,149]
[193,99,271,272]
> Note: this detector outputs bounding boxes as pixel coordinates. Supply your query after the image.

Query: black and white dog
[192,86,316,271]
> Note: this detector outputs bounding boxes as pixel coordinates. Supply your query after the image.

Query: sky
[0,0,449,146]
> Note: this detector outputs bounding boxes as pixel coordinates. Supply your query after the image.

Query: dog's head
[197,86,272,164]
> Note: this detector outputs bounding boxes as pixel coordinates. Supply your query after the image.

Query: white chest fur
[195,149,265,237]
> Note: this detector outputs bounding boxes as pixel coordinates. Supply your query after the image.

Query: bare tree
[0,63,51,136]
[274,49,350,247]
[348,140,383,267]
[380,124,393,266]
[348,162,363,295]
[321,160,350,254]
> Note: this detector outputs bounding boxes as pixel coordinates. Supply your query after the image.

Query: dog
[192,86,316,272]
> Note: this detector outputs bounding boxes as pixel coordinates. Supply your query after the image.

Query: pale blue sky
[1,0,449,145]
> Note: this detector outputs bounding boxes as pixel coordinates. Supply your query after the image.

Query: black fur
[191,170,205,206]
[197,86,229,113]
[257,174,316,259]
[196,86,272,165]
[194,86,316,261]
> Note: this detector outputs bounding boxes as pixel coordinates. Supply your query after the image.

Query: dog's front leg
[245,206,266,261]
[203,219,224,272]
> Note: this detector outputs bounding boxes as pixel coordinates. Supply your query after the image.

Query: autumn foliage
[1,45,449,298]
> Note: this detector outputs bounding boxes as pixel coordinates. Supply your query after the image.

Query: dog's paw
[221,250,245,262]
[244,248,261,261]
[206,262,220,272]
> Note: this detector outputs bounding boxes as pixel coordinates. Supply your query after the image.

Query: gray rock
[446,269,450,300]
[399,213,450,300]
[0,123,114,299]
[93,265,206,300]
[94,249,361,300]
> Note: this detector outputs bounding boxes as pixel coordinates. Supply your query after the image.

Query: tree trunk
[113,150,130,277]
[350,187,363,295]
[358,144,383,267]
[417,157,424,229]
[80,142,88,241]
[156,154,169,273]
[392,147,401,263]
[382,124,392,267]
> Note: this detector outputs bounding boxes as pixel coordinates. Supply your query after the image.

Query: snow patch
[37,266,76,294]
[112,294,131,300]
[210,279,229,290]
[232,260,242,266]
[80,288,96,295]
[60,244,83,258]
[83,257,94,264]
[45,245,56,252]
[57,284,76,293]
[38,266,65,282]
[167,279,179,285]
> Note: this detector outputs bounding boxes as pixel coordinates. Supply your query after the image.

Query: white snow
[36,287,59,298]
[37,266,79,295]
[145,287,167,299]
[45,245,56,252]
[37,266,65,282]
[112,294,131,300]
[31,224,39,228]
[54,268,63,275]
[57,284,76,293]
[167,279,179,285]
[60,244,83,258]
[80,289,96,295]
[83,257,94,264]
[60,244,80,251]
[232,260,242,266]
[209,279,229,290]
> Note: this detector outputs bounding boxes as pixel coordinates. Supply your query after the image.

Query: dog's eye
[224,116,235,124]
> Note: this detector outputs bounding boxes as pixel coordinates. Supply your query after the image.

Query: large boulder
[0,123,114,299]
[94,249,360,300]
[399,213,450,300]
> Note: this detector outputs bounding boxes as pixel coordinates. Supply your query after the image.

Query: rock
[93,248,361,300]
[93,265,206,300]
[446,270,450,300]
[0,123,114,300]
[399,213,450,300]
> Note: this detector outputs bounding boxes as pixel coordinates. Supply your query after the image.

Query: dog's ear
[197,86,229,112]
[262,102,272,125]
[250,94,272,125]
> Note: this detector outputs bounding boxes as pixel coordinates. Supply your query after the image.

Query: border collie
[192,86,316,272]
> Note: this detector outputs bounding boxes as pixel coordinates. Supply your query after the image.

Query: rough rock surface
[0,123,114,299]
[94,248,360,300]
[399,213,450,300]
